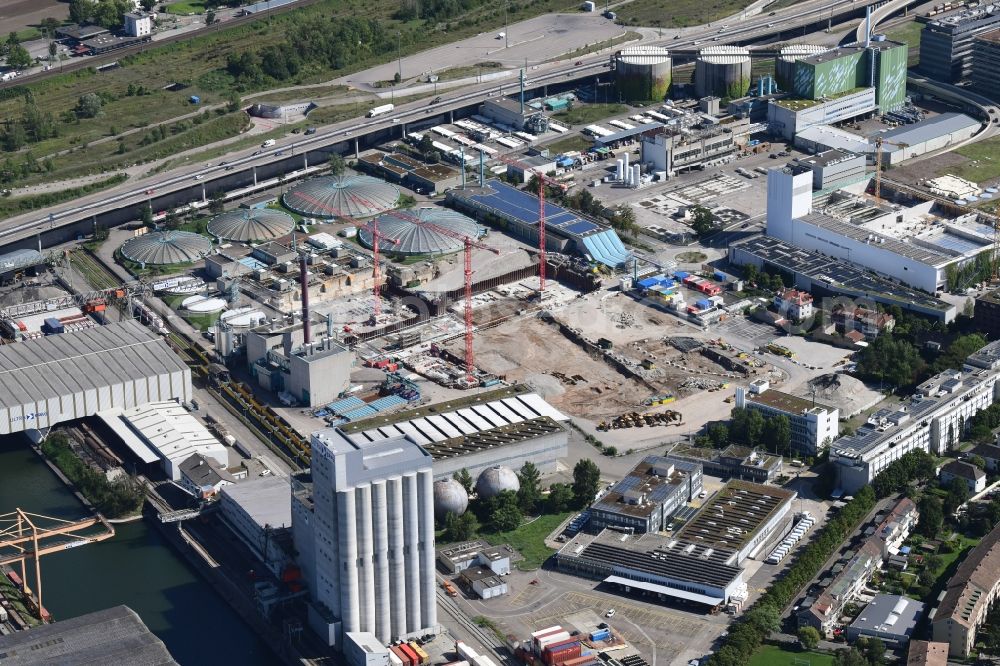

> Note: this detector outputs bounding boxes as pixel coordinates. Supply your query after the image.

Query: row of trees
[69,0,156,29]
[708,485,878,666]
[41,431,144,518]
[1,102,58,152]
[702,407,792,457]
[870,449,936,498]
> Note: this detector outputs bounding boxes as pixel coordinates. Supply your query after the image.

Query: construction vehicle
[442,580,458,597]
[598,410,682,430]
[766,343,794,358]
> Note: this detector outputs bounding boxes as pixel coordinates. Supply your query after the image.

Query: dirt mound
[806,372,884,418]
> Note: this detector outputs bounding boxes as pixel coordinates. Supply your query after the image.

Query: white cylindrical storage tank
[357,484,376,632]
[337,488,360,632]
[403,473,421,632]
[419,469,437,629]
[387,476,407,638]
[695,45,751,99]
[776,44,828,91]
[622,152,629,173]
[632,164,641,188]
[616,159,624,180]
[614,46,672,102]
[371,480,391,643]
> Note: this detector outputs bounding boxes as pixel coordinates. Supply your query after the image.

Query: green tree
[329,152,346,176]
[6,44,32,70]
[516,461,542,515]
[707,423,729,448]
[918,494,943,538]
[833,648,868,666]
[968,454,987,470]
[74,93,103,119]
[443,511,479,541]
[690,205,715,237]
[763,414,791,456]
[611,203,638,238]
[69,0,93,24]
[141,204,153,227]
[206,9,216,25]
[454,468,474,495]
[208,190,226,214]
[225,91,242,113]
[48,41,57,60]
[546,483,573,513]
[798,626,820,650]
[856,334,924,389]
[489,490,523,531]
[572,459,601,508]
[944,476,969,514]
[865,637,885,666]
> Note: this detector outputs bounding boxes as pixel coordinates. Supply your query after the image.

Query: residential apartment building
[932,522,1000,656]
[939,460,986,494]
[774,288,814,322]
[735,379,839,457]
[832,305,896,340]
[831,341,1000,492]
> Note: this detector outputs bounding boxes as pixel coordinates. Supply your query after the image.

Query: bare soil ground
[0,0,66,36]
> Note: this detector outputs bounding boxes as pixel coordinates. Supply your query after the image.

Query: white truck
[261,138,276,148]
[367,103,394,118]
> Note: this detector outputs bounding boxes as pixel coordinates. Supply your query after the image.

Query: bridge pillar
[202,184,207,202]
[303,153,308,169]
[401,123,407,138]
[253,166,258,186]
[543,85,548,96]
[449,110,454,123]
[354,137,360,159]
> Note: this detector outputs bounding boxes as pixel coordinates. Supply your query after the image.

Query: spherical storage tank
[614,46,671,102]
[695,46,751,100]
[476,465,520,499]
[120,231,213,265]
[208,207,295,242]
[360,208,484,256]
[433,478,470,519]
[282,175,399,220]
[775,45,828,92]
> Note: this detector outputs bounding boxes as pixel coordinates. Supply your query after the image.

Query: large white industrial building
[0,320,191,435]
[768,87,877,140]
[98,400,228,480]
[832,341,1000,492]
[293,430,439,648]
[765,165,994,293]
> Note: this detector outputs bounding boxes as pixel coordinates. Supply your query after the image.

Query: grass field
[886,21,923,66]
[545,133,595,154]
[436,61,505,82]
[749,645,835,666]
[483,511,571,570]
[553,103,628,127]
[616,0,756,28]
[165,1,208,14]
[952,137,1000,185]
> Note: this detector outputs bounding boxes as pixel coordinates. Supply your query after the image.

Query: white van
[261,139,276,148]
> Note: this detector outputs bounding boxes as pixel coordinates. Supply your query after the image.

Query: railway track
[68,250,120,292]
[435,589,513,665]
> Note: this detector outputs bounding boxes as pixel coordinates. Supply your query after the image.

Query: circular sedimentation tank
[120,231,213,265]
[476,465,520,499]
[694,46,751,99]
[360,208,483,256]
[433,478,470,519]
[775,44,829,92]
[282,175,399,220]
[614,46,671,102]
[208,207,295,242]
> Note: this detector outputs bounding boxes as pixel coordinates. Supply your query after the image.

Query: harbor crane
[496,155,569,295]
[0,509,115,620]
[873,136,909,204]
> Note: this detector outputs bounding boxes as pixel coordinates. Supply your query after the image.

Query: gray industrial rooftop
[0,605,177,665]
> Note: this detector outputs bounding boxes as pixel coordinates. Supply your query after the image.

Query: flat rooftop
[850,593,924,638]
[676,479,795,551]
[592,456,699,519]
[562,529,742,590]
[793,148,862,169]
[747,387,833,415]
[220,475,292,530]
[772,87,870,111]
[797,211,953,266]
[730,235,954,315]
[0,605,177,665]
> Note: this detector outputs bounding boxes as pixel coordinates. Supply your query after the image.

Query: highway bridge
[0,0,942,253]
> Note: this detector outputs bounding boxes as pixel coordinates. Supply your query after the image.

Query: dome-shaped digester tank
[615,46,671,102]
[475,465,520,499]
[208,207,295,242]
[695,46,751,99]
[433,478,470,519]
[119,231,213,265]
[282,175,399,219]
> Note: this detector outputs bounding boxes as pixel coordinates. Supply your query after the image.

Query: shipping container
[389,651,405,666]
[536,631,572,651]
[589,629,611,641]
[560,657,596,666]
[457,641,480,662]
[474,655,500,666]
[399,643,421,666]
[391,646,412,666]
[409,642,430,665]
[368,103,395,117]
[544,645,582,665]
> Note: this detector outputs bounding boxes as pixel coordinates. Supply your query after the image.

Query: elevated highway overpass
[0,0,933,253]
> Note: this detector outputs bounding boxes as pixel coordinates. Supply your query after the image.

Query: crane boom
[873,136,909,204]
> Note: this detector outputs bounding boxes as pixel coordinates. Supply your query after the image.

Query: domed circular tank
[775,44,829,92]
[695,46,751,99]
[433,478,469,519]
[614,46,671,102]
[476,465,520,499]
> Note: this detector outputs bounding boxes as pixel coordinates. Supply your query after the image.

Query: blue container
[43,317,64,334]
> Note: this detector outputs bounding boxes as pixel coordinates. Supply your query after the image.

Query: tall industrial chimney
[299,253,311,344]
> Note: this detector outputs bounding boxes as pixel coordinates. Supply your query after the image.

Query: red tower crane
[361,206,500,385]
[496,155,568,295]
[282,190,399,321]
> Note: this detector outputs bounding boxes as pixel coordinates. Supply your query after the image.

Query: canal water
[0,437,275,665]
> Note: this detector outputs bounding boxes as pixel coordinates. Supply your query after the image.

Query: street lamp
[396,31,402,82]
[504,2,509,49]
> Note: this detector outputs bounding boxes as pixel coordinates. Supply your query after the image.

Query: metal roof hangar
[0,320,191,435]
